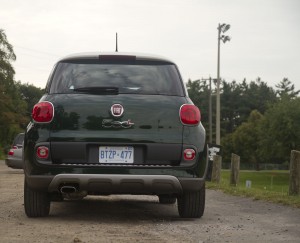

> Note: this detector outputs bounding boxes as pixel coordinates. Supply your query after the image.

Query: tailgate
[48,94,186,165]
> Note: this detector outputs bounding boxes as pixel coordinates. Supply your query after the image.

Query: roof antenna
[115,32,118,52]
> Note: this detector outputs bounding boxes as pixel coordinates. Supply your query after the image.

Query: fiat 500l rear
[23,52,207,218]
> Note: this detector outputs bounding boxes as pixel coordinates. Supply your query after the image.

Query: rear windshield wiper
[73,86,119,94]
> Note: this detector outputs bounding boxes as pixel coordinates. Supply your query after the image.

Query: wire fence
[222,163,289,171]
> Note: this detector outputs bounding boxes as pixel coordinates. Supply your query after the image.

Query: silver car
[5,133,24,169]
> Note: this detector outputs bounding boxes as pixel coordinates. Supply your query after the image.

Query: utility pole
[209,77,212,144]
[216,23,231,145]
[216,25,221,145]
[200,77,213,144]
[115,32,118,52]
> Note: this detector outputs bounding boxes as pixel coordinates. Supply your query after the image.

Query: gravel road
[1,160,300,243]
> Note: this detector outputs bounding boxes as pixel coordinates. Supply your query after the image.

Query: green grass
[207,170,300,208]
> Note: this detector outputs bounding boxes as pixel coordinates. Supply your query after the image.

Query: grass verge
[206,170,300,208]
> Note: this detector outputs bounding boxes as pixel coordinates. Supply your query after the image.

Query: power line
[14,45,60,57]
[13,64,51,72]
[14,51,58,61]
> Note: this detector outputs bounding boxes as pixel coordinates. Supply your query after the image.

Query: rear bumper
[5,158,23,169]
[25,174,205,195]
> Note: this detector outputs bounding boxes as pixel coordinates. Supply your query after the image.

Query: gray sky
[1,0,300,91]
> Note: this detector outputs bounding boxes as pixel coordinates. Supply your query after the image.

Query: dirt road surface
[1,160,300,243]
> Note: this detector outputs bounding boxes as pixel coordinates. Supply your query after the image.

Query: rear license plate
[99,146,134,164]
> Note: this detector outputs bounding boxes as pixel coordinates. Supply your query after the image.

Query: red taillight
[32,101,54,123]
[180,104,201,125]
[184,149,196,160]
[36,146,49,159]
[8,150,14,156]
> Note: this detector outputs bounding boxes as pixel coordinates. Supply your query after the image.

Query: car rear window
[49,62,184,96]
[13,134,24,146]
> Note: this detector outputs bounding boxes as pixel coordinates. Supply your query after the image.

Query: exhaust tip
[60,186,77,194]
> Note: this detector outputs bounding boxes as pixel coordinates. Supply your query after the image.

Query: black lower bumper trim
[25,174,205,194]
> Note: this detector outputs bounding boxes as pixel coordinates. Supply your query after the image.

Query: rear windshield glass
[49,62,184,96]
[13,134,24,146]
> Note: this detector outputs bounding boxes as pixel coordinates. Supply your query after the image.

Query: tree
[187,77,299,165]
[221,80,243,133]
[220,132,234,165]
[0,29,28,151]
[259,97,300,163]
[231,110,264,170]
[17,82,44,116]
[0,29,16,80]
[187,78,277,143]
[242,78,277,116]
[275,78,300,99]
[221,78,276,134]
[186,79,213,141]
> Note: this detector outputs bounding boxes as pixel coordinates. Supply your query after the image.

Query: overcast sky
[1,0,300,91]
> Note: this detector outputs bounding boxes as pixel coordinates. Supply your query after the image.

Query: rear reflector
[184,149,196,160]
[37,146,49,159]
[180,104,201,125]
[32,101,54,123]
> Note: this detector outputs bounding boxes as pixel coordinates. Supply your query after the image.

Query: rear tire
[177,183,205,218]
[24,179,50,217]
[159,194,176,204]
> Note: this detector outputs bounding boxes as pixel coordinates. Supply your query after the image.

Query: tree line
[0,29,43,155]
[187,77,300,168]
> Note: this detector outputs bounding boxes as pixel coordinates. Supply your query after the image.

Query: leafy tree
[17,82,44,116]
[220,132,234,165]
[187,77,299,165]
[231,110,264,170]
[241,78,277,116]
[186,79,214,141]
[0,29,28,151]
[259,97,300,163]
[220,78,276,134]
[187,78,277,143]
[221,80,243,133]
[0,29,16,80]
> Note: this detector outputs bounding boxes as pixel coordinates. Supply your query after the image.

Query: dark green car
[23,52,207,218]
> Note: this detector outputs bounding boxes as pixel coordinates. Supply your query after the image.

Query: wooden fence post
[230,153,240,186]
[289,150,300,196]
[212,155,222,183]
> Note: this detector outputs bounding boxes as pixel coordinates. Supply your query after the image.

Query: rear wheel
[159,194,176,204]
[177,183,205,218]
[24,179,50,217]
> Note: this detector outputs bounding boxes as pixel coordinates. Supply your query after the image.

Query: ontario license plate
[99,146,134,164]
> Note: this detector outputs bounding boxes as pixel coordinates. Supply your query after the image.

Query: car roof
[58,52,175,64]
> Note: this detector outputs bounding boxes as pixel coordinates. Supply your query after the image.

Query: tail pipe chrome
[60,185,78,194]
